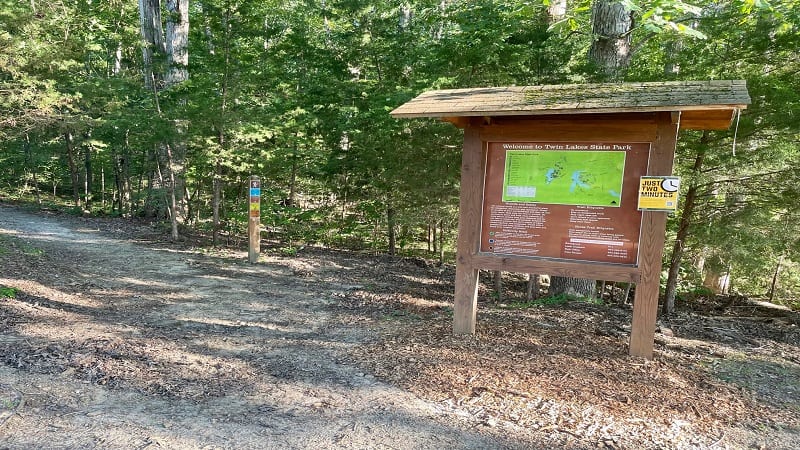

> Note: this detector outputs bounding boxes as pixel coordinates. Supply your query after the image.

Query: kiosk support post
[629,112,680,358]
[453,126,484,334]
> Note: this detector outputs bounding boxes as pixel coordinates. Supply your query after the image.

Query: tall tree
[587,0,633,77]
[655,0,800,311]
[137,0,189,240]
[548,0,634,298]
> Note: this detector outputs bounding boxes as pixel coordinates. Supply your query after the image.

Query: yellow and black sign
[637,176,680,212]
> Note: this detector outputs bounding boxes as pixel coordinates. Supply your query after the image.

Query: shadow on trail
[3,205,798,449]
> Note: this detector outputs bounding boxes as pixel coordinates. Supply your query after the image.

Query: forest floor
[0,203,798,449]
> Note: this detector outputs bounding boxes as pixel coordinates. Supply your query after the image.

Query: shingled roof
[390,80,750,130]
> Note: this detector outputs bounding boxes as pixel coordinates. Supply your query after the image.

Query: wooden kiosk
[391,81,750,359]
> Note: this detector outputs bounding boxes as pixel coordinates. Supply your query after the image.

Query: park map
[502,149,626,207]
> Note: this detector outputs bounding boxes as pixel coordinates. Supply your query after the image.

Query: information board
[480,142,650,265]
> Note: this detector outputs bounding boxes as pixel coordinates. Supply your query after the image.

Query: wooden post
[629,112,680,358]
[248,176,261,264]
[453,125,484,334]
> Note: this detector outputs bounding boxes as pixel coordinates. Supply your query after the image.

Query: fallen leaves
[335,257,800,448]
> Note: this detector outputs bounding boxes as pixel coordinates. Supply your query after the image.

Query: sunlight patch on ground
[175,316,306,334]
[15,322,123,343]
[0,278,103,309]
[114,276,181,290]
[196,274,235,282]
[396,274,445,286]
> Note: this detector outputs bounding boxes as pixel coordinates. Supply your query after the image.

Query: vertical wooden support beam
[453,126,485,334]
[630,112,680,358]
[248,176,261,264]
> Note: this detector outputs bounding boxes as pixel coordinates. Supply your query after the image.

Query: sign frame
[480,141,650,266]
[453,113,680,359]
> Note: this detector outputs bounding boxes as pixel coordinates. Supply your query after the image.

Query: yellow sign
[637,176,680,211]
[249,201,261,217]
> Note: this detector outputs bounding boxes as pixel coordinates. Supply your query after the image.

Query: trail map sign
[481,142,649,265]
[501,146,626,206]
[390,81,750,359]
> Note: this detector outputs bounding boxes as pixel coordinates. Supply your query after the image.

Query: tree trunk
[546,0,567,23]
[526,274,540,301]
[664,39,683,75]
[768,256,783,302]
[493,270,503,302]
[387,205,397,256]
[120,130,132,214]
[138,0,189,238]
[288,152,298,207]
[212,5,233,246]
[138,0,165,90]
[113,42,123,76]
[622,282,632,304]
[212,160,222,246]
[549,277,595,299]
[340,172,349,222]
[548,2,634,293]
[23,134,41,205]
[135,145,147,214]
[438,219,445,264]
[165,0,189,86]
[703,270,730,295]
[84,142,93,210]
[428,223,434,253]
[663,131,709,314]
[588,0,633,77]
[165,143,179,241]
[101,165,106,210]
[64,131,81,208]
[164,0,189,235]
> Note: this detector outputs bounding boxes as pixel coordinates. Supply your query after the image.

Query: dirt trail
[0,205,519,449]
[2,205,800,450]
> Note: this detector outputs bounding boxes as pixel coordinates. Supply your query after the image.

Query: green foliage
[0,286,18,299]
[0,0,798,304]
[676,286,714,302]
[504,293,602,309]
[277,246,299,257]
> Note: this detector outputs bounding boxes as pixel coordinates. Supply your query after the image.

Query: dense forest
[0,0,798,308]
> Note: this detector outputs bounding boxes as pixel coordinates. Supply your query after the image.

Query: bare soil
[0,204,798,449]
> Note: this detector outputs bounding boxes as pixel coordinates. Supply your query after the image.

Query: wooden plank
[471,254,640,283]
[629,112,679,359]
[478,115,659,142]
[681,109,737,130]
[453,124,485,334]
[442,116,470,128]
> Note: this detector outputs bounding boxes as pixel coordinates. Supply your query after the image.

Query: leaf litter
[0,205,797,449]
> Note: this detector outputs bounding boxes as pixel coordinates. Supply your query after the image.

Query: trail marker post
[248,176,261,264]
[391,81,750,359]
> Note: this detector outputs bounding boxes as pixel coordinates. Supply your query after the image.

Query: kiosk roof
[390,80,750,130]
